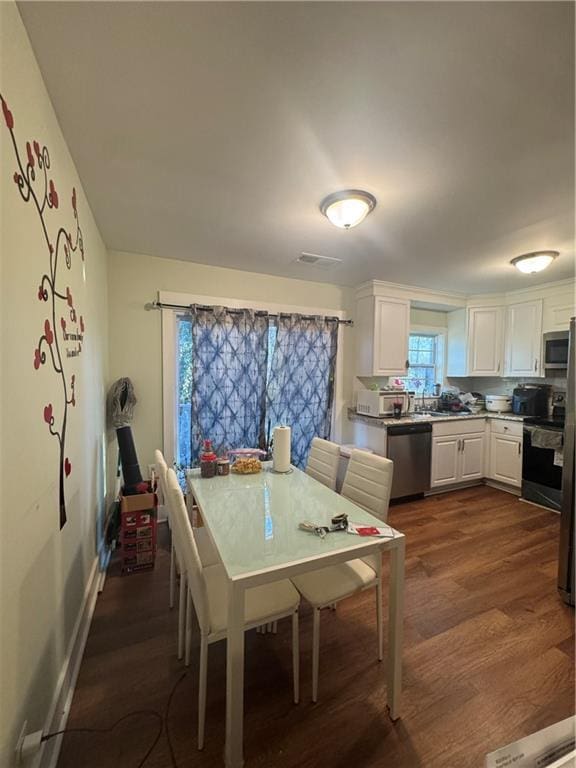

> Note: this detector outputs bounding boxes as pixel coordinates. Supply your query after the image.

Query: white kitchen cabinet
[504,300,543,377]
[431,420,486,488]
[488,419,523,488]
[355,295,410,376]
[431,435,460,487]
[447,306,504,377]
[467,306,504,376]
[460,434,485,481]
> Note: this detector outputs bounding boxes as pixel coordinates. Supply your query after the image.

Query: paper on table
[347,522,395,538]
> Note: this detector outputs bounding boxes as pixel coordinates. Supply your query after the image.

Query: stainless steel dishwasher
[387,422,432,499]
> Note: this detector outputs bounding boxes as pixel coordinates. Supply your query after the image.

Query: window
[398,332,444,395]
[162,292,345,474]
[175,317,279,468]
[176,316,193,468]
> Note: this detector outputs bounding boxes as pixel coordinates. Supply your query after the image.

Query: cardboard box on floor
[120,491,157,515]
[120,492,157,574]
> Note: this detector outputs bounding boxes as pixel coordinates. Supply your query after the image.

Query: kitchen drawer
[432,418,487,437]
[489,419,523,438]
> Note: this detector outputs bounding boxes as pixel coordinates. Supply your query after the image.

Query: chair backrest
[341,450,394,522]
[154,449,169,516]
[305,437,341,491]
[166,468,211,633]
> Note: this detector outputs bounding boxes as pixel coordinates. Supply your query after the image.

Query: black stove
[522,411,565,511]
[524,416,565,430]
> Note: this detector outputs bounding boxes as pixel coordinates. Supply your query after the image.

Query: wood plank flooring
[56,486,574,768]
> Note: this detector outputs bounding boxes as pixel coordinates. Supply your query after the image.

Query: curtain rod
[144,300,353,326]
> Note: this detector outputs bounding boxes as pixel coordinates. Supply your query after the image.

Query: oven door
[522,426,564,511]
[544,331,569,369]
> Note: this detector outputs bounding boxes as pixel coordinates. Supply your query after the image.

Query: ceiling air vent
[296,252,342,269]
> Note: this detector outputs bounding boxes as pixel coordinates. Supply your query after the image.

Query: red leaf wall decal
[1,97,14,130]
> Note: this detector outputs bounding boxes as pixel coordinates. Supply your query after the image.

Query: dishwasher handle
[387,422,432,436]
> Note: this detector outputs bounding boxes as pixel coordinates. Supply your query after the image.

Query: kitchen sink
[414,411,470,417]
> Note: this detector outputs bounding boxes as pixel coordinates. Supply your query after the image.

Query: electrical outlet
[15,720,28,765]
[15,721,43,765]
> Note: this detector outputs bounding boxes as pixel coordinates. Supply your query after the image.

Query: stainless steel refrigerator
[558,317,575,606]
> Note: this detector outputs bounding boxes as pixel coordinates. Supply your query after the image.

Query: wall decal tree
[2,94,85,529]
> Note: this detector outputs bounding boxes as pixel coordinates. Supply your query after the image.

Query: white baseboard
[484,479,521,496]
[32,554,101,768]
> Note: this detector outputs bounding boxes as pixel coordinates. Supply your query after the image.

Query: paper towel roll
[273,425,291,473]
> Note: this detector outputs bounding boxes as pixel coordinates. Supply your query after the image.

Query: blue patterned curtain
[190,306,269,464]
[267,315,338,468]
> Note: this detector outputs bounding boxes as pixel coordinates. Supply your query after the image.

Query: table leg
[387,536,405,721]
[225,580,245,768]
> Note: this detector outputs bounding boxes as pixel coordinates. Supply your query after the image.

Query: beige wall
[410,307,448,328]
[107,250,354,468]
[0,4,109,765]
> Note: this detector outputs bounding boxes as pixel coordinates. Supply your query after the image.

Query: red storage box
[120,492,157,574]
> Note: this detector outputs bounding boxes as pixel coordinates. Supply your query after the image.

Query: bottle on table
[200,439,217,478]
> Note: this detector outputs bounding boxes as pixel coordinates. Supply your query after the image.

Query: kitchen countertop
[347,407,524,428]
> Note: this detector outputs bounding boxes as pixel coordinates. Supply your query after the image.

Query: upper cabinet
[447,306,504,377]
[467,306,504,376]
[355,296,410,376]
[504,300,543,377]
[447,301,545,378]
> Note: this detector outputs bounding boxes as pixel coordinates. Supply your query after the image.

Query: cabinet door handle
[497,361,501,372]
[518,442,521,455]
[534,358,538,372]
[405,359,410,370]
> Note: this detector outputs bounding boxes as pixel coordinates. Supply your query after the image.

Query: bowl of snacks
[228,449,266,474]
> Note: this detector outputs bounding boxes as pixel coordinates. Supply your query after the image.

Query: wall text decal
[2,94,85,529]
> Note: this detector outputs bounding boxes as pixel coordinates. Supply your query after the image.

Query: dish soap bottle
[200,439,217,478]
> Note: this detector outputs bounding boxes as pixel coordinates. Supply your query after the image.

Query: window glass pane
[267,323,277,383]
[409,348,435,365]
[404,367,435,394]
[402,333,439,394]
[418,336,435,353]
[177,317,192,468]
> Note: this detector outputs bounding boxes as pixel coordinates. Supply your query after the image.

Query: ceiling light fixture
[511,251,559,274]
[320,189,376,229]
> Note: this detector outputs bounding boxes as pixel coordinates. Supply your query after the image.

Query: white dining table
[187,464,405,768]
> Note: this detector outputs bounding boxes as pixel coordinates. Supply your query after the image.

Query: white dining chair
[340,449,394,522]
[305,437,341,491]
[166,469,301,749]
[291,450,394,702]
[155,450,220,609]
[154,449,220,661]
[154,450,178,610]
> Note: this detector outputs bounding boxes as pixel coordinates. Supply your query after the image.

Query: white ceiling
[18,1,575,293]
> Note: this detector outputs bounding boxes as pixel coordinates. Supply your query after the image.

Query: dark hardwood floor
[57,486,574,768]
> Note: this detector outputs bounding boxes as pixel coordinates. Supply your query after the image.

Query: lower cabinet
[431,435,460,486]
[460,433,485,482]
[431,421,486,488]
[488,420,523,488]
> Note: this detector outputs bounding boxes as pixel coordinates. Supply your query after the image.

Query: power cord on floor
[40,673,187,768]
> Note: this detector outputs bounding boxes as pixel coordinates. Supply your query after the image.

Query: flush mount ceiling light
[320,189,376,229]
[511,250,559,274]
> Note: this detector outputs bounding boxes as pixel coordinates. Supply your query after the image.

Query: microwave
[356,390,410,417]
[543,331,569,370]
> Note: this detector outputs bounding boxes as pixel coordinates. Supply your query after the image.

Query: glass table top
[187,465,401,581]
